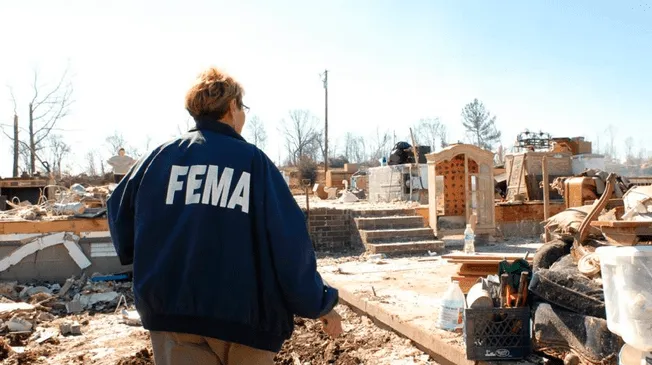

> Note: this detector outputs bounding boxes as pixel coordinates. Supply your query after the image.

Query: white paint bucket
[619,344,652,365]
[467,281,493,309]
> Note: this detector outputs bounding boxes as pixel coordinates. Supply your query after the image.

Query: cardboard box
[344,163,359,173]
[577,141,592,154]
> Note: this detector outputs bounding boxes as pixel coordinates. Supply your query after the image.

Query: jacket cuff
[317,286,339,318]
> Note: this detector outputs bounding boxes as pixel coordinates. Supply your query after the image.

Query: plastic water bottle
[436,281,466,331]
[464,224,475,254]
[380,156,387,166]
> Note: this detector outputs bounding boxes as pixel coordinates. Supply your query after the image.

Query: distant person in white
[107,148,136,183]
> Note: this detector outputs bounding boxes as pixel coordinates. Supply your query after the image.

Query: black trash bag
[532,303,623,365]
[388,142,414,165]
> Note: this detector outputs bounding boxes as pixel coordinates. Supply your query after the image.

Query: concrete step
[355,216,425,230]
[350,209,417,218]
[361,227,435,244]
[366,240,445,254]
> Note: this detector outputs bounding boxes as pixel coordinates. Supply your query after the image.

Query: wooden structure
[0,177,50,210]
[443,253,534,293]
[426,144,495,236]
[591,221,652,246]
[551,137,592,155]
[504,152,572,201]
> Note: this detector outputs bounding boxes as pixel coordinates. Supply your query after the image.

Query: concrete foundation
[0,232,127,282]
[321,256,535,365]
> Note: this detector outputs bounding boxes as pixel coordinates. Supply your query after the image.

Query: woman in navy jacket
[107,67,341,365]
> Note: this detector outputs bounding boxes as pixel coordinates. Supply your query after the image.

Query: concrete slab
[321,258,535,365]
[367,241,445,254]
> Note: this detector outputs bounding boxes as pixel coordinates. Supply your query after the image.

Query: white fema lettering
[165,164,250,213]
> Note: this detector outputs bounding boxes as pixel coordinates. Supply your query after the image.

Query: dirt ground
[0,304,436,365]
[275,305,435,365]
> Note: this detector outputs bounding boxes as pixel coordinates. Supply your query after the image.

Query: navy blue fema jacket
[107,117,338,352]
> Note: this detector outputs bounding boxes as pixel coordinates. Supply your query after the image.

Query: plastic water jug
[464,224,475,254]
[436,281,466,331]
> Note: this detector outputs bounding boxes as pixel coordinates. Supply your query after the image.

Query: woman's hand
[319,309,343,338]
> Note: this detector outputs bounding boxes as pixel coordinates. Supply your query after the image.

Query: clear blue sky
[1,0,651,176]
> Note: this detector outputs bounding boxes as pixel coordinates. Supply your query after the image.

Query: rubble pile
[549,169,633,199]
[0,183,113,222]
[0,273,137,364]
[533,174,652,363]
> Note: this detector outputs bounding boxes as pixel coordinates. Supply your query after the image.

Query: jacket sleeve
[259,154,338,319]
[106,154,150,265]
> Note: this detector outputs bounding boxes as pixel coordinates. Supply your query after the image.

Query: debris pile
[533,174,651,363]
[0,272,137,363]
[0,183,112,221]
[549,169,633,199]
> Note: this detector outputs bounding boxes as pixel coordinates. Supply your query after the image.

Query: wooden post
[302,179,314,249]
[464,154,470,223]
[542,156,551,242]
[409,128,422,202]
[12,114,19,177]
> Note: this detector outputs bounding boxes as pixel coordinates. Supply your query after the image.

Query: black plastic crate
[464,306,531,361]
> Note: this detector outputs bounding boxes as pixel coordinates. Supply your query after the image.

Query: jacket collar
[190,116,246,142]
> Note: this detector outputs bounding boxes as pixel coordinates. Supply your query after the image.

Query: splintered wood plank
[591,220,652,228]
[0,218,109,235]
[591,220,652,246]
[443,253,533,262]
[0,179,48,188]
[457,263,498,276]
[601,231,639,246]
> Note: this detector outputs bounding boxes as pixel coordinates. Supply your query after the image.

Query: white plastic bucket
[619,344,652,365]
[597,246,652,352]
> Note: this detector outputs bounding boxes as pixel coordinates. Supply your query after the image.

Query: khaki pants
[150,331,276,365]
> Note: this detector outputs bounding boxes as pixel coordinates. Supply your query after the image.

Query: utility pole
[322,70,329,172]
[13,114,19,177]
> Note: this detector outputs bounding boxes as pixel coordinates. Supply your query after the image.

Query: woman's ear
[229,99,239,115]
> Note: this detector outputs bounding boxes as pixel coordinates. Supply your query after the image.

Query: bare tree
[368,127,392,163]
[5,90,20,177]
[2,89,21,177]
[605,125,617,160]
[439,125,449,148]
[317,133,336,166]
[461,99,501,150]
[343,132,356,161]
[18,144,31,175]
[46,134,71,178]
[280,109,321,165]
[8,67,74,174]
[2,68,73,174]
[85,150,98,176]
[625,136,635,164]
[245,115,267,149]
[343,132,367,163]
[105,131,127,155]
[413,117,446,152]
